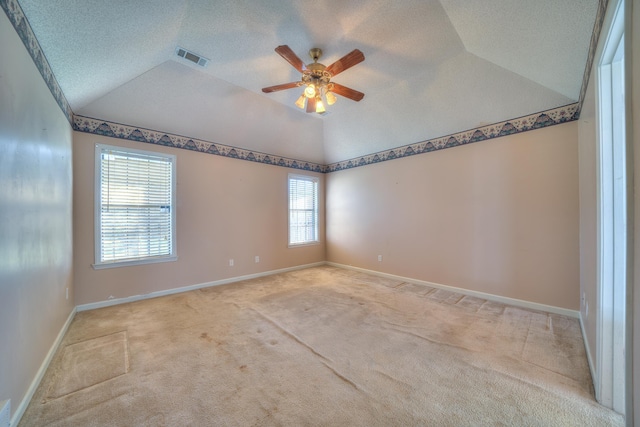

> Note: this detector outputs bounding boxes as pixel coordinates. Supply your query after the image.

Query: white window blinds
[288,174,319,245]
[95,144,176,267]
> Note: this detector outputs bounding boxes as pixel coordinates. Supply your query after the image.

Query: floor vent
[0,400,9,427]
[175,47,209,67]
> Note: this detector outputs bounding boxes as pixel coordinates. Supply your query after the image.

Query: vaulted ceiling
[18,0,598,164]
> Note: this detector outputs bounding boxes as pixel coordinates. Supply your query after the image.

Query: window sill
[92,255,178,270]
[288,241,320,249]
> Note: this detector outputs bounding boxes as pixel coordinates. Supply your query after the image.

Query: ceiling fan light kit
[262,45,365,114]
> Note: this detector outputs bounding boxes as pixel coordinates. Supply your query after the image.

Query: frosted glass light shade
[325,91,337,105]
[295,94,306,109]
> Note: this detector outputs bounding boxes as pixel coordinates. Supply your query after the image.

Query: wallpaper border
[576,0,610,116]
[74,102,578,174]
[73,115,327,173]
[325,103,579,172]
[1,0,73,123]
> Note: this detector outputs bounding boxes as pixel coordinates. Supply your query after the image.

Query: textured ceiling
[18,0,598,164]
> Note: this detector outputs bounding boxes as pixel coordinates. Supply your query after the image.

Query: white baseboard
[327,262,580,318]
[1,400,10,427]
[11,307,76,427]
[579,312,598,392]
[76,262,326,312]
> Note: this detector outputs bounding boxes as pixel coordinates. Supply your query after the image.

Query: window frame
[93,143,177,269]
[288,173,320,247]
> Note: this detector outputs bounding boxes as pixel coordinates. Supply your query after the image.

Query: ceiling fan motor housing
[303,62,331,84]
[304,47,330,84]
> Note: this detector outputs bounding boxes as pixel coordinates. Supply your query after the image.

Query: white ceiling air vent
[175,47,209,67]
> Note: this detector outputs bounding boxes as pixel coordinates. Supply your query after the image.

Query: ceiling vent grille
[175,47,209,67]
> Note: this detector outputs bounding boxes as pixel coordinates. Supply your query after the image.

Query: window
[94,144,176,269]
[288,174,319,246]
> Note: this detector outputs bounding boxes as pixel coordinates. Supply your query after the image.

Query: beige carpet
[20,266,623,426]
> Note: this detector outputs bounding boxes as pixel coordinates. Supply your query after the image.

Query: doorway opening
[596,0,627,415]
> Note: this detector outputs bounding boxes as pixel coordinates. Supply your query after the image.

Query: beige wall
[326,122,580,310]
[0,12,74,420]
[73,132,325,305]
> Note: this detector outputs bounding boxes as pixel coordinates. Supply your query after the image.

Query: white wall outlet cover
[585,301,589,318]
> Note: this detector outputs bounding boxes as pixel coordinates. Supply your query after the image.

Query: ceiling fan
[262,45,365,114]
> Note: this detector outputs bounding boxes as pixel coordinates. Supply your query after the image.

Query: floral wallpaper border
[1,0,73,123]
[326,103,579,172]
[73,115,327,173]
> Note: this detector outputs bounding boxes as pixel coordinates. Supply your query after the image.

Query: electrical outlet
[378,255,382,262]
[255,256,260,263]
[229,259,234,267]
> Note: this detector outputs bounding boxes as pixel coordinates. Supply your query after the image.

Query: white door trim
[595,0,627,414]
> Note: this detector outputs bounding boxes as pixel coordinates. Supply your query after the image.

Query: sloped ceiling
[18,0,598,164]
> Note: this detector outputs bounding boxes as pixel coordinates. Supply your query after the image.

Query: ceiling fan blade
[261,82,300,93]
[306,96,317,113]
[330,83,365,102]
[325,49,365,77]
[275,45,307,73]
